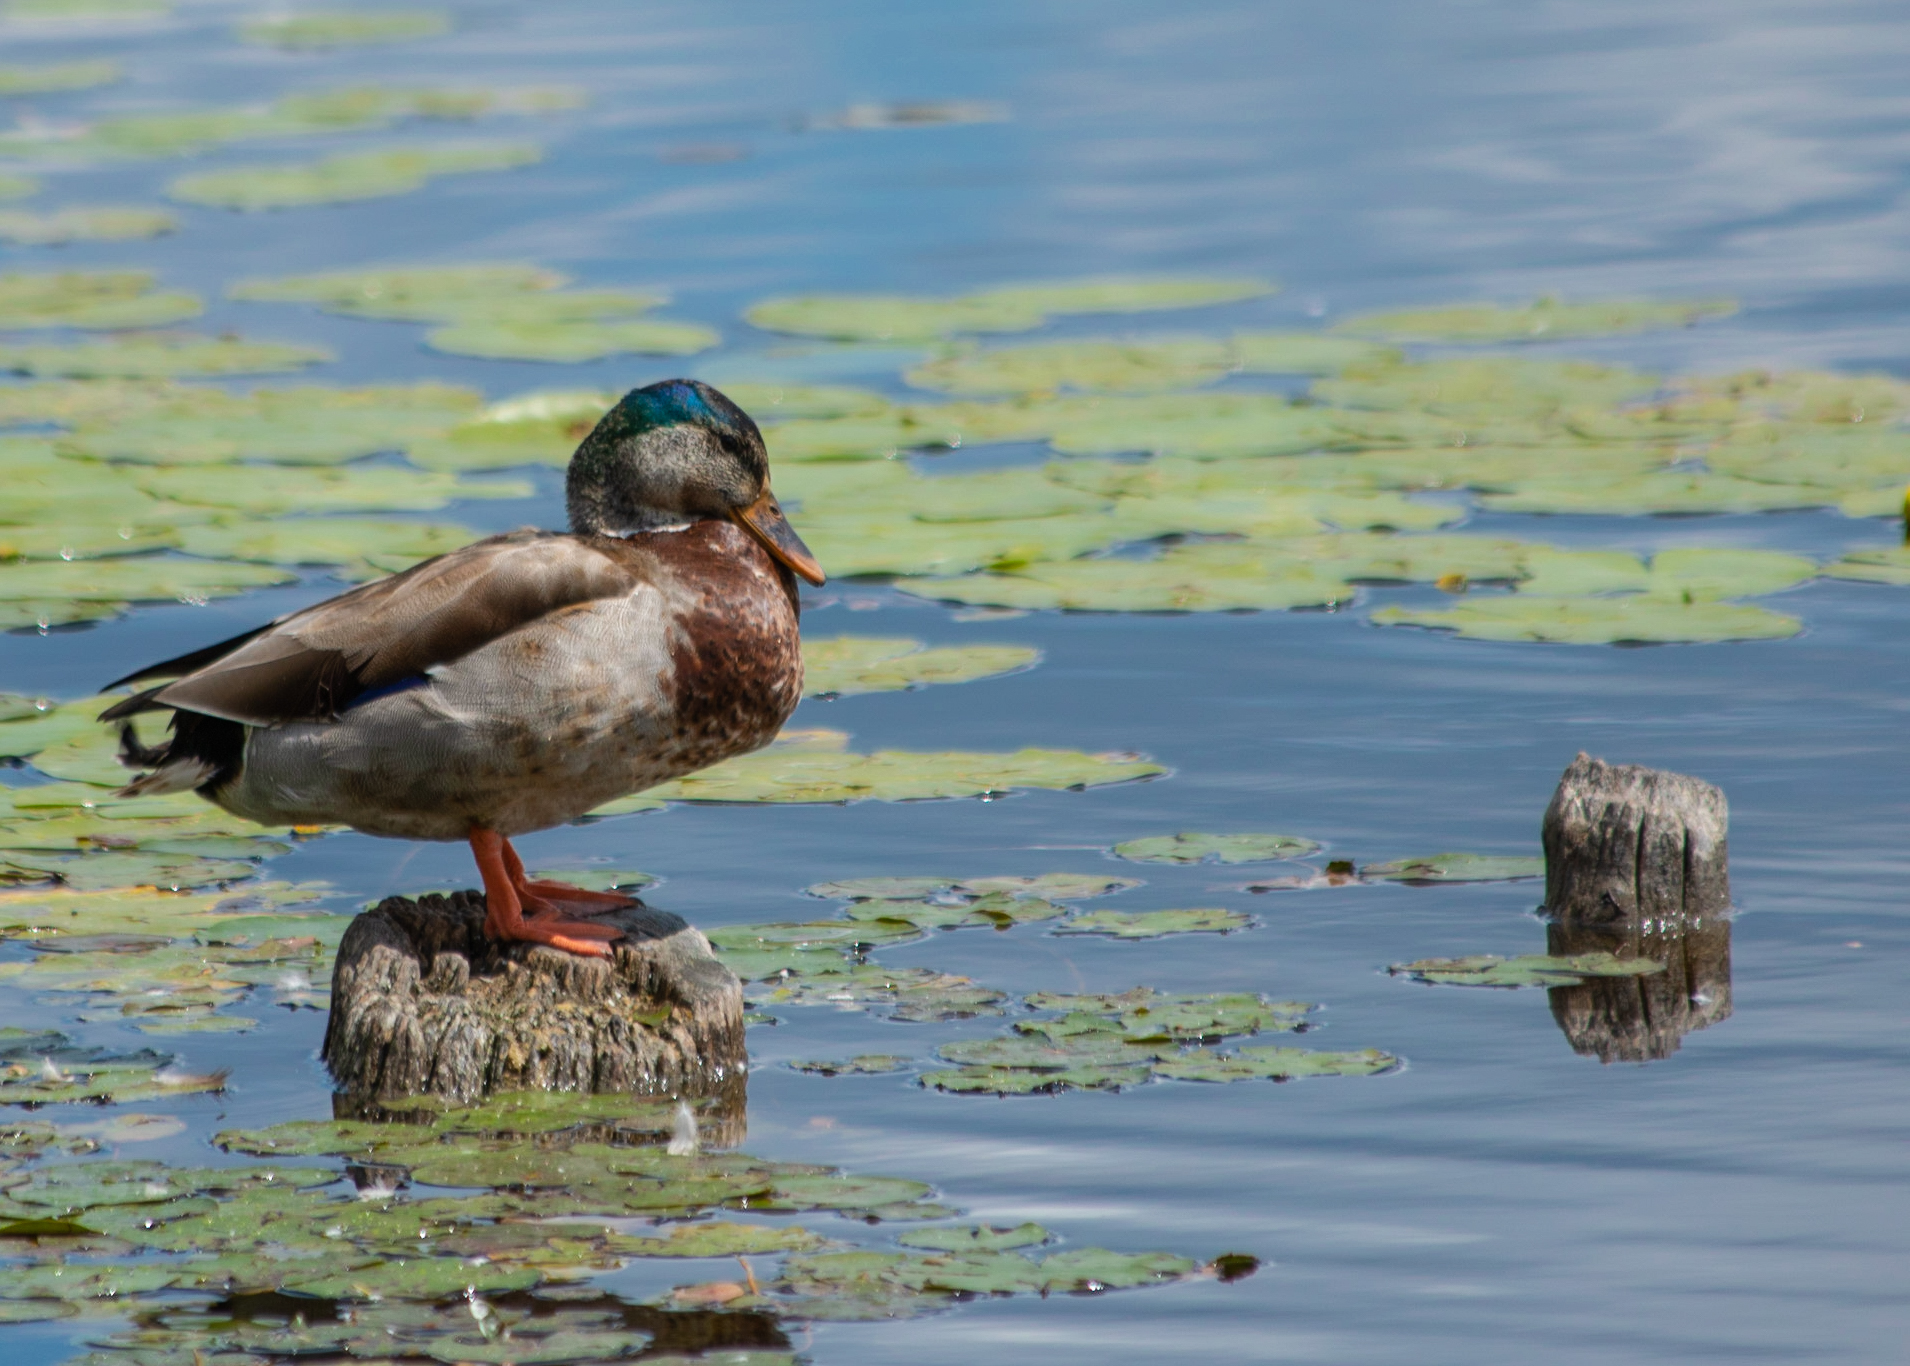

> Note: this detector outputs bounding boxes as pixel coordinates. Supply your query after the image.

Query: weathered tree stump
[1541,753,1734,1063]
[323,890,746,1105]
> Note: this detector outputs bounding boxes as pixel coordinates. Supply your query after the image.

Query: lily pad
[0,60,118,94]
[0,555,294,605]
[1024,990,1313,1041]
[1824,547,1910,585]
[802,637,1040,696]
[4,0,168,23]
[896,1221,1051,1252]
[1112,831,1320,864]
[0,174,33,199]
[607,1221,825,1257]
[427,315,718,362]
[0,207,174,245]
[132,464,529,515]
[0,333,329,379]
[1388,952,1667,988]
[1372,596,1803,644]
[1360,853,1545,884]
[0,272,200,330]
[747,276,1275,342]
[841,892,1067,930]
[596,728,1165,807]
[906,332,1391,396]
[922,1062,1154,1094]
[1334,297,1736,343]
[178,518,479,568]
[240,9,450,47]
[170,143,543,210]
[229,263,567,316]
[898,537,1383,613]
[64,382,481,465]
[748,964,1009,1021]
[810,872,1137,901]
[791,1055,913,1076]
[1152,1046,1398,1082]
[1053,908,1253,938]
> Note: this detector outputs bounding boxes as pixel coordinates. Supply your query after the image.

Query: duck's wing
[102,532,642,725]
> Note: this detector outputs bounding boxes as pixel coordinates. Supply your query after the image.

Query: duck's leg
[498,837,639,917]
[470,829,619,957]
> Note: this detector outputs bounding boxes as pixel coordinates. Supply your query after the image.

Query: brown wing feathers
[100,533,640,726]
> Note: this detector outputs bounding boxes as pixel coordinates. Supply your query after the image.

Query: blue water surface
[2,1,1907,1362]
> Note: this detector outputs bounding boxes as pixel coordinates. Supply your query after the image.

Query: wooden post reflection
[1541,752,1735,1064]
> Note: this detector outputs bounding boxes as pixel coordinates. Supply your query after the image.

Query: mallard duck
[102,379,824,958]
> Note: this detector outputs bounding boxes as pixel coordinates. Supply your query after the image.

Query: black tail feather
[103,622,276,693]
[115,719,170,771]
[99,683,171,723]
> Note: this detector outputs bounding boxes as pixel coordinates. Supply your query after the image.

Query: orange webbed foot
[471,828,623,960]
[521,878,640,917]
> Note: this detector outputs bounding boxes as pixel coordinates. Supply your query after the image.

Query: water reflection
[1545,908,1733,1063]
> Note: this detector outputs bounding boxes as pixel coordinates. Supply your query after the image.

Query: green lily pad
[171,143,542,210]
[606,1220,825,1257]
[0,174,33,199]
[178,518,479,567]
[749,964,1010,1021]
[131,1014,257,1035]
[1360,853,1545,884]
[908,337,1237,395]
[0,1299,76,1321]
[896,1221,1052,1252]
[0,333,329,379]
[809,872,1138,901]
[0,60,118,94]
[229,262,566,316]
[1373,596,1803,644]
[524,867,655,895]
[1825,546,1910,585]
[922,1062,1154,1094]
[0,1261,180,1299]
[4,0,168,24]
[791,1055,913,1076]
[1033,1246,1200,1290]
[0,555,294,605]
[1333,297,1736,343]
[1152,1045,1398,1082]
[802,637,1040,696]
[1026,990,1312,1041]
[841,892,1068,930]
[1053,908,1253,938]
[596,727,1164,807]
[906,332,1392,396]
[58,382,480,465]
[0,272,199,330]
[427,315,719,362]
[0,207,174,245]
[718,382,892,420]
[1111,832,1321,864]
[132,463,529,515]
[2,86,579,161]
[1388,952,1667,988]
[2,849,261,890]
[747,277,1275,342]
[240,9,450,47]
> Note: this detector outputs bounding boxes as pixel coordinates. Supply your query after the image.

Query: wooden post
[323,891,747,1105]
[1541,753,1734,1063]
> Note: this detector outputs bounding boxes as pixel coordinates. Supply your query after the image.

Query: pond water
[2,1,1908,1363]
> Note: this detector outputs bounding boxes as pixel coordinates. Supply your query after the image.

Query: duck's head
[567,378,825,585]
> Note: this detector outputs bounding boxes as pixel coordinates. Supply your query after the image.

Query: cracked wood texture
[323,890,746,1103]
[1541,753,1733,1063]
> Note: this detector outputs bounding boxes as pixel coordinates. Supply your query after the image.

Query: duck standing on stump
[102,380,824,958]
